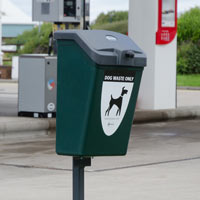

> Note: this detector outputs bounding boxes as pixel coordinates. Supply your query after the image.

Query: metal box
[18,55,57,118]
[32,0,88,23]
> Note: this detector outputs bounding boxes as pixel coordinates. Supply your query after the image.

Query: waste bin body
[55,30,146,156]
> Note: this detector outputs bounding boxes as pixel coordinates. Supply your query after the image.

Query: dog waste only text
[104,75,134,82]
[101,71,135,136]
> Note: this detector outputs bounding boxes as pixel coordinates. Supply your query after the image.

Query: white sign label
[101,71,135,136]
[162,0,175,27]
[47,103,55,112]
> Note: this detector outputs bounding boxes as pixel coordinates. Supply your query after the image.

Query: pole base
[73,157,91,200]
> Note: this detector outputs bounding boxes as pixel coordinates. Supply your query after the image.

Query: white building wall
[12,56,19,80]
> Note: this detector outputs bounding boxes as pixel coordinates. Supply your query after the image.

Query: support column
[0,0,3,65]
[129,0,177,110]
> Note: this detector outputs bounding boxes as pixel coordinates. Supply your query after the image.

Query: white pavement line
[0,163,69,172]
[91,156,200,172]
[1,156,200,173]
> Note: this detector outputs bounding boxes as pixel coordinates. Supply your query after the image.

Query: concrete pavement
[1,81,200,200]
[0,105,200,135]
[0,81,200,134]
[0,119,200,200]
[1,82,200,116]
[177,89,200,107]
[0,82,18,116]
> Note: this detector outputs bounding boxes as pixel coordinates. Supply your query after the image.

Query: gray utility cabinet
[18,55,57,118]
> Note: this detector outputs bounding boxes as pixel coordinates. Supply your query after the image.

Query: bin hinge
[125,50,135,59]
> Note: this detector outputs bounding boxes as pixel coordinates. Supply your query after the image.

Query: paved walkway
[0,82,200,127]
[0,82,18,116]
[0,81,200,200]
[0,82,200,117]
[177,89,200,107]
[0,119,200,200]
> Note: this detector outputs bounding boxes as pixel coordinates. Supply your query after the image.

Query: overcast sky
[10,0,200,22]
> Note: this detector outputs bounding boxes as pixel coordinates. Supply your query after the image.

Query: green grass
[177,74,200,87]
[3,61,12,66]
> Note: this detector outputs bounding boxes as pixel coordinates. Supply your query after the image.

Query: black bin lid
[54,30,146,67]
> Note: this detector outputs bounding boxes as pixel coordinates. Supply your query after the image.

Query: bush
[5,11,129,54]
[5,23,52,54]
[177,42,200,74]
[178,7,200,44]
[177,7,200,74]
[93,11,128,26]
[91,11,128,34]
[92,20,128,35]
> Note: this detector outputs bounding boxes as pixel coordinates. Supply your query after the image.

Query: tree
[93,11,128,25]
[178,7,200,44]
[5,11,129,55]
[5,23,52,54]
[177,7,200,74]
[91,11,128,35]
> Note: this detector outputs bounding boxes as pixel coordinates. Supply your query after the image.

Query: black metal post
[83,0,86,30]
[73,157,91,200]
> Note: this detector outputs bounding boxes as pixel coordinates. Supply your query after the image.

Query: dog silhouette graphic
[105,87,128,116]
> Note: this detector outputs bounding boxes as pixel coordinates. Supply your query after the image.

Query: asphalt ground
[0,119,200,200]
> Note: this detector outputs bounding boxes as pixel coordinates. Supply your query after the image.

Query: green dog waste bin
[55,30,146,156]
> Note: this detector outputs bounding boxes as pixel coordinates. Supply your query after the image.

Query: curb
[0,79,18,84]
[134,106,200,123]
[0,106,200,135]
[0,117,56,135]
[177,86,200,90]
